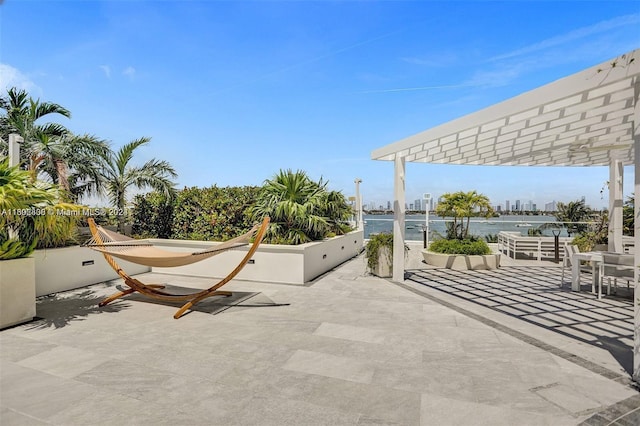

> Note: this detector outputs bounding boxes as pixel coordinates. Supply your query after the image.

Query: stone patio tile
[49,388,208,426]
[0,407,49,425]
[0,334,57,363]
[0,360,100,421]
[420,393,577,426]
[17,345,110,379]
[221,394,361,426]
[313,322,388,344]
[283,349,375,384]
[246,367,421,425]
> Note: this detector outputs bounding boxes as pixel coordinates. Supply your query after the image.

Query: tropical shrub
[131,192,175,238]
[250,169,352,245]
[429,238,491,255]
[0,158,81,258]
[172,186,260,241]
[132,186,261,240]
[365,232,394,272]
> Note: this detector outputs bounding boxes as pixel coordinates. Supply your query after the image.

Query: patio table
[571,251,602,293]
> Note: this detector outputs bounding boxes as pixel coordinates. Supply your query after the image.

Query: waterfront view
[364,214,567,240]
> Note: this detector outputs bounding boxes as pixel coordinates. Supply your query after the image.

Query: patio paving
[1,246,638,425]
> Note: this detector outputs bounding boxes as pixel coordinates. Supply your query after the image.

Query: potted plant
[365,232,395,277]
[423,190,500,270]
[0,159,80,328]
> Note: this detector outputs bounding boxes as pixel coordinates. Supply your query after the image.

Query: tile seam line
[385,277,634,389]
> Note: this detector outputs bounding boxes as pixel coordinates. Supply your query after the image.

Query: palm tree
[251,169,331,244]
[34,132,110,199]
[555,199,591,237]
[0,88,71,173]
[101,137,177,233]
[435,190,493,239]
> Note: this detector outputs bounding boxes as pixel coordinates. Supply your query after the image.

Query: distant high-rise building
[505,200,510,212]
[415,199,422,211]
[545,201,557,211]
[532,203,537,211]
[515,200,521,211]
[409,203,414,210]
[386,201,391,210]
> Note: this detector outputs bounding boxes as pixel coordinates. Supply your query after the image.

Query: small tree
[101,137,177,233]
[435,190,493,240]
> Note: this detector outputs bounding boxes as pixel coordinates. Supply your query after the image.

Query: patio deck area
[1,245,638,425]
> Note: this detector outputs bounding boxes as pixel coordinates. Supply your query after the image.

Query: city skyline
[363,194,601,213]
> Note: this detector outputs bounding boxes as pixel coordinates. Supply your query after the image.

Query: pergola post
[633,76,640,383]
[393,154,406,282]
[609,159,623,253]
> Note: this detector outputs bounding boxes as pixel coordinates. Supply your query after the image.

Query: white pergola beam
[609,160,624,253]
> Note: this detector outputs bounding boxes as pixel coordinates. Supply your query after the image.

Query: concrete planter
[423,250,501,270]
[370,246,392,278]
[151,230,364,285]
[33,246,150,297]
[0,257,36,329]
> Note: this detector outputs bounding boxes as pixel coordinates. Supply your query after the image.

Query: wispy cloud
[0,64,39,93]
[488,14,640,62]
[401,52,458,67]
[357,83,475,94]
[122,66,136,79]
[99,65,111,78]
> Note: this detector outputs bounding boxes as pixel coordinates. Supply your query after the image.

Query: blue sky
[1,0,639,210]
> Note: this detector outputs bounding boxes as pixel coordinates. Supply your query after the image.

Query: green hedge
[429,238,491,255]
[132,185,260,240]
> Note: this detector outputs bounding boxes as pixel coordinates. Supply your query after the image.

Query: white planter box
[151,230,364,285]
[423,250,501,270]
[33,246,150,297]
[0,257,36,329]
[371,246,392,278]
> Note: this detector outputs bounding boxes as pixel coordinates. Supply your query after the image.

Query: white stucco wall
[33,246,150,297]
[151,230,364,285]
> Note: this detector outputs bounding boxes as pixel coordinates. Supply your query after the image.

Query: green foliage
[484,233,498,243]
[132,192,175,238]
[555,199,591,237]
[101,137,177,233]
[172,186,260,241]
[0,158,81,259]
[527,227,543,236]
[623,196,634,236]
[435,190,493,240]
[365,233,394,272]
[131,186,260,241]
[250,169,352,245]
[429,238,491,255]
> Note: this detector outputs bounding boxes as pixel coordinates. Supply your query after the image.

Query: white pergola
[371,48,640,381]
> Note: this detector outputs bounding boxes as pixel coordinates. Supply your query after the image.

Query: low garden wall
[150,230,364,284]
[33,246,150,297]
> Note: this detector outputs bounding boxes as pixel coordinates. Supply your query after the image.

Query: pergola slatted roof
[370,48,640,382]
[371,50,639,167]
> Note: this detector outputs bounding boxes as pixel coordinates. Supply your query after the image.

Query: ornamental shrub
[429,238,491,255]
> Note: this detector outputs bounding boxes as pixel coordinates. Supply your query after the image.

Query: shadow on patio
[406,266,634,376]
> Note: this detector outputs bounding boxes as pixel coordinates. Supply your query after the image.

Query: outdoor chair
[598,252,635,299]
[85,217,270,319]
[560,244,593,290]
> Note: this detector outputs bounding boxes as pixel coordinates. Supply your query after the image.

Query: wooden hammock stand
[86,217,270,319]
